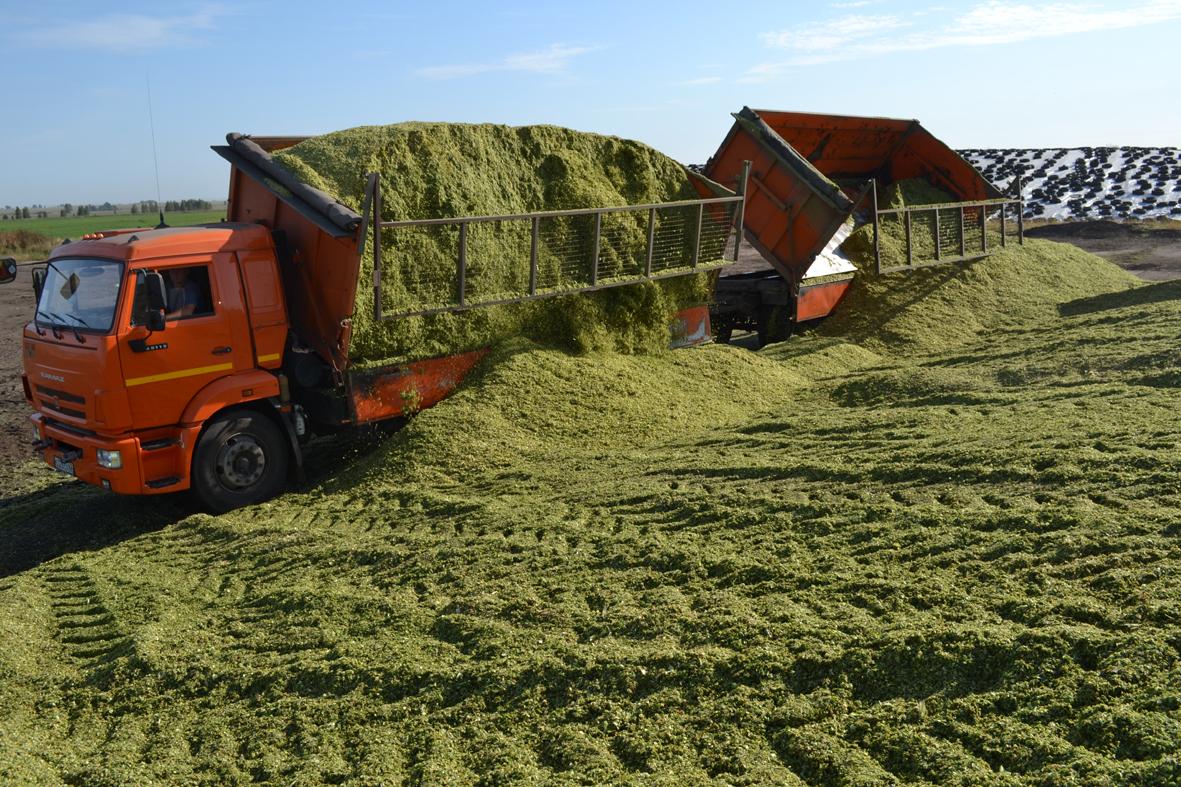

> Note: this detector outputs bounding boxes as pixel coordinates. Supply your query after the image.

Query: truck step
[146,476,180,489]
[141,438,178,451]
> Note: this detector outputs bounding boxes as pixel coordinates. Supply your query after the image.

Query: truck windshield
[36,258,124,333]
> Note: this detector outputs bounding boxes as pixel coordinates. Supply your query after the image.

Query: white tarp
[802,219,857,282]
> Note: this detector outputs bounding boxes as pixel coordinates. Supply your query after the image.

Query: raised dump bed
[701,107,1021,345]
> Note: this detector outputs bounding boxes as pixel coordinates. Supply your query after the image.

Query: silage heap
[840,177,976,274]
[828,178,1141,355]
[273,123,715,365]
[6,235,1181,783]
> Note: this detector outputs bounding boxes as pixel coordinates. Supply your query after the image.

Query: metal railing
[362,166,749,321]
[870,177,1025,275]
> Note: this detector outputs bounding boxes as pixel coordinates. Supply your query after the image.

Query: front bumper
[32,414,200,495]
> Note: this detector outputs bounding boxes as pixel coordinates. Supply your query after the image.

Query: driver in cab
[165,268,203,320]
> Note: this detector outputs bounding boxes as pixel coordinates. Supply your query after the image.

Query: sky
[2,0,1179,206]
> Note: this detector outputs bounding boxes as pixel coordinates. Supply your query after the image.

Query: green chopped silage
[824,238,1141,355]
[6,235,1181,783]
[841,178,984,272]
[273,123,718,365]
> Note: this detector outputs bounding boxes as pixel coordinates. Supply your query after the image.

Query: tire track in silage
[39,561,132,671]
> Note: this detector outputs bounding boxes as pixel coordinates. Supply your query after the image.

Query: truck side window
[130,266,215,325]
[163,266,214,321]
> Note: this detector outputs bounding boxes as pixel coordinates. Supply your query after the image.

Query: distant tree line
[163,199,213,212]
[2,198,216,221]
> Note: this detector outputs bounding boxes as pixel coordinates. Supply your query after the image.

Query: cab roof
[50,223,273,263]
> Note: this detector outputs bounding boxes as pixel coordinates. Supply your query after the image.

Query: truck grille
[44,403,86,419]
[35,385,85,404]
[35,385,87,420]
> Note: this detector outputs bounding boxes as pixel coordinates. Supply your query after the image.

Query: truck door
[118,255,243,429]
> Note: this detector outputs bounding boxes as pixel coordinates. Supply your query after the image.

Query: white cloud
[751,0,1181,76]
[760,14,906,52]
[417,44,596,79]
[18,5,227,52]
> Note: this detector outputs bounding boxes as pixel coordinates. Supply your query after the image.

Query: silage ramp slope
[819,239,1141,355]
[5,259,1181,782]
[324,337,810,495]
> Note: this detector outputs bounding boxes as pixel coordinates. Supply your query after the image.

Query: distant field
[1,209,225,238]
[0,210,227,259]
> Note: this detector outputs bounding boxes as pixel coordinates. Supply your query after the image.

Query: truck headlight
[97,449,123,469]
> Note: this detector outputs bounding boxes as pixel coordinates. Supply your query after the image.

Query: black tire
[755,304,792,348]
[191,408,290,513]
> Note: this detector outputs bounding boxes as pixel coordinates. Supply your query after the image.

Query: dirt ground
[1025,220,1181,281]
[0,221,1177,471]
[0,267,35,466]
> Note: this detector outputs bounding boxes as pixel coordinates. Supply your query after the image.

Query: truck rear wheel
[756,304,792,347]
[192,408,289,513]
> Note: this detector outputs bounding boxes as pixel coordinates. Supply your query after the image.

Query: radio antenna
[146,72,166,229]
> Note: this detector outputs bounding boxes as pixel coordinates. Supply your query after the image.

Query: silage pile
[5,236,1181,783]
[273,123,718,365]
[822,176,1141,354]
[840,178,966,271]
[816,239,1140,354]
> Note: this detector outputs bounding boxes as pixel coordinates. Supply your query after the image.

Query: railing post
[871,179,881,275]
[959,205,966,257]
[1016,174,1025,245]
[934,207,942,260]
[372,175,383,321]
[1001,201,1007,247]
[905,208,913,267]
[980,204,987,254]
[692,202,703,268]
[457,222,467,307]
[733,160,751,261]
[645,207,656,276]
[529,216,539,295]
[590,212,601,285]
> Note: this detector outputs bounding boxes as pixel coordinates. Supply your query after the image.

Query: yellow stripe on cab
[125,363,234,388]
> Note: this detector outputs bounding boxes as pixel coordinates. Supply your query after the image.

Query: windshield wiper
[37,261,95,342]
[35,308,66,339]
[56,312,88,343]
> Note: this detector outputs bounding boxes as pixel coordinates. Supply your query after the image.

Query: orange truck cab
[8,132,724,512]
[22,223,295,510]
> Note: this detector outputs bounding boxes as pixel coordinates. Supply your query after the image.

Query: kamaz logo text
[40,372,65,383]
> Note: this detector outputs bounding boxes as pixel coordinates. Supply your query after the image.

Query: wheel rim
[215,433,267,491]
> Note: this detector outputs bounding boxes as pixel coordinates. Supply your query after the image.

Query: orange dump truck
[6,134,740,511]
[700,107,1003,344]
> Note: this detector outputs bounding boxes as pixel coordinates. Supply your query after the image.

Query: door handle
[212,346,232,355]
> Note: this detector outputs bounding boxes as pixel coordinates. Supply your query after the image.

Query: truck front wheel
[192,408,289,513]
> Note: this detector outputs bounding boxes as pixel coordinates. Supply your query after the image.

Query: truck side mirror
[136,271,168,332]
[0,258,15,284]
[31,268,45,302]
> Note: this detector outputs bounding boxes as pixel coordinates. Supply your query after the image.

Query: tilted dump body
[749,109,1000,201]
[701,107,1005,344]
[706,107,1001,283]
[215,134,363,374]
[216,134,497,426]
